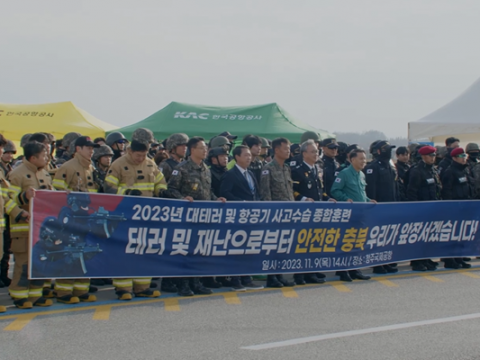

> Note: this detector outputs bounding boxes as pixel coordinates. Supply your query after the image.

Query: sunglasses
[427,153,436,157]
[456,154,467,158]
[116,140,127,144]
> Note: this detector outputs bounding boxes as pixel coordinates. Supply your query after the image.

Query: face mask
[378,151,391,160]
[469,153,478,160]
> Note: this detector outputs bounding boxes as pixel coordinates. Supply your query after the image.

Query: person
[0,140,16,177]
[335,141,349,167]
[208,147,229,198]
[289,131,322,167]
[259,137,296,288]
[330,149,375,282]
[7,141,53,309]
[336,144,359,173]
[229,135,264,183]
[159,133,189,182]
[53,136,100,304]
[0,140,16,288]
[94,137,106,146]
[291,140,332,285]
[92,144,114,193]
[209,136,233,155]
[441,147,474,269]
[218,131,238,143]
[321,138,339,197]
[105,131,128,162]
[259,137,271,165]
[437,137,460,177]
[406,145,441,271]
[104,139,167,300]
[167,137,227,296]
[465,143,480,198]
[0,135,26,300]
[218,145,263,291]
[55,132,81,166]
[364,141,399,274]
[395,146,410,201]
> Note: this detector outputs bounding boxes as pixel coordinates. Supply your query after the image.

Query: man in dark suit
[221,145,260,201]
[219,145,263,291]
[291,139,333,285]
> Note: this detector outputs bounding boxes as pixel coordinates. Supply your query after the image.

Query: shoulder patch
[366,169,373,174]
[172,170,179,176]
[290,161,296,166]
[335,177,342,183]
[262,170,269,175]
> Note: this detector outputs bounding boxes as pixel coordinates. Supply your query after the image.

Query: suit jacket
[220,166,260,201]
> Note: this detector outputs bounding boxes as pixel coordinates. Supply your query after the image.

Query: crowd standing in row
[0,128,478,313]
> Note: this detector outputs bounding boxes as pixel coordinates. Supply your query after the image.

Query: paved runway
[1,261,480,360]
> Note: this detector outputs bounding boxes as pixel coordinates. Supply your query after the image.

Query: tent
[113,102,334,143]
[408,77,480,145]
[0,101,117,145]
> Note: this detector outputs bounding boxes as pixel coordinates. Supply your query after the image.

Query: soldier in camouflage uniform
[92,145,114,193]
[260,137,296,288]
[0,140,16,177]
[159,133,189,182]
[259,137,271,166]
[56,132,81,166]
[167,137,226,297]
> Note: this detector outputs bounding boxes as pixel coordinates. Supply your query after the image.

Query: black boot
[293,274,306,285]
[372,266,387,274]
[161,278,178,293]
[177,278,194,297]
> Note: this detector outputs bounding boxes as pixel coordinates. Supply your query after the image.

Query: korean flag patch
[262,170,269,175]
[290,161,296,166]
[366,169,373,174]
[335,177,342,183]
[172,170,179,176]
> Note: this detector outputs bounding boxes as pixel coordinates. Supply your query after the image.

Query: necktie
[244,171,255,193]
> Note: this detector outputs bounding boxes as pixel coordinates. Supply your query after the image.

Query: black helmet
[106,132,128,147]
[208,147,228,161]
[336,141,349,155]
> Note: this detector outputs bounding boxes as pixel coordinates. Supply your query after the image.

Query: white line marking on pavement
[242,312,480,350]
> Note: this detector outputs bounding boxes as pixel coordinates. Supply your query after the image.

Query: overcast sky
[1,0,479,138]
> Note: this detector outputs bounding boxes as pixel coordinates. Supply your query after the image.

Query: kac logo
[174,112,209,120]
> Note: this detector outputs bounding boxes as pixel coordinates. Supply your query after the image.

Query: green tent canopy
[113,102,334,143]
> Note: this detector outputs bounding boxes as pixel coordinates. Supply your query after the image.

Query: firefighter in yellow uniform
[53,136,99,304]
[0,135,26,312]
[7,142,55,309]
[104,140,167,300]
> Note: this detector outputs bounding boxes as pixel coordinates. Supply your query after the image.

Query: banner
[29,191,480,279]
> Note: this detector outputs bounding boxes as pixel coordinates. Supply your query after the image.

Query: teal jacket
[330,165,370,202]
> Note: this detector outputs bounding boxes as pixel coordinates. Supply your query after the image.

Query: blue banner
[29,191,480,279]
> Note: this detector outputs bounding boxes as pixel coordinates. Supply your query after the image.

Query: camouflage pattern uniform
[260,158,294,201]
[167,159,217,200]
[56,132,81,166]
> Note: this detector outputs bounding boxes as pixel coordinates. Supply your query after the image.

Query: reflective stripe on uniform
[28,288,43,297]
[4,199,17,214]
[88,189,97,193]
[52,179,68,190]
[73,281,90,291]
[133,278,152,285]
[10,289,29,299]
[8,185,21,197]
[55,282,74,291]
[10,224,29,232]
[113,279,133,288]
[43,280,52,288]
[105,175,119,186]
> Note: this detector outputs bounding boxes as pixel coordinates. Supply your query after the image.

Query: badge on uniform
[262,170,269,175]
[172,170,179,176]
[366,169,373,174]
[307,182,312,189]
[290,161,296,166]
[335,178,341,183]
[304,172,309,177]
[192,183,198,190]
[426,178,434,184]
[459,177,467,183]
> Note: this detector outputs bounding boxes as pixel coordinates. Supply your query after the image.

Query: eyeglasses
[456,154,467,158]
[116,140,127,144]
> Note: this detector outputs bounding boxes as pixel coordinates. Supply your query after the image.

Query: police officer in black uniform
[364,141,399,274]
[321,138,339,197]
[440,147,474,269]
[437,137,460,178]
[407,145,441,271]
[395,146,410,201]
[291,140,332,285]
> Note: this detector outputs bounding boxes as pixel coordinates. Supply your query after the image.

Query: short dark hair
[445,137,460,147]
[0,134,7,147]
[233,145,249,160]
[396,146,409,156]
[29,133,48,144]
[130,140,149,152]
[242,135,262,149]
[94,137,106,144]
[187,136,205,152]
[271,137,290,152]
[24,141,47,161]
[349,148,366,159]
